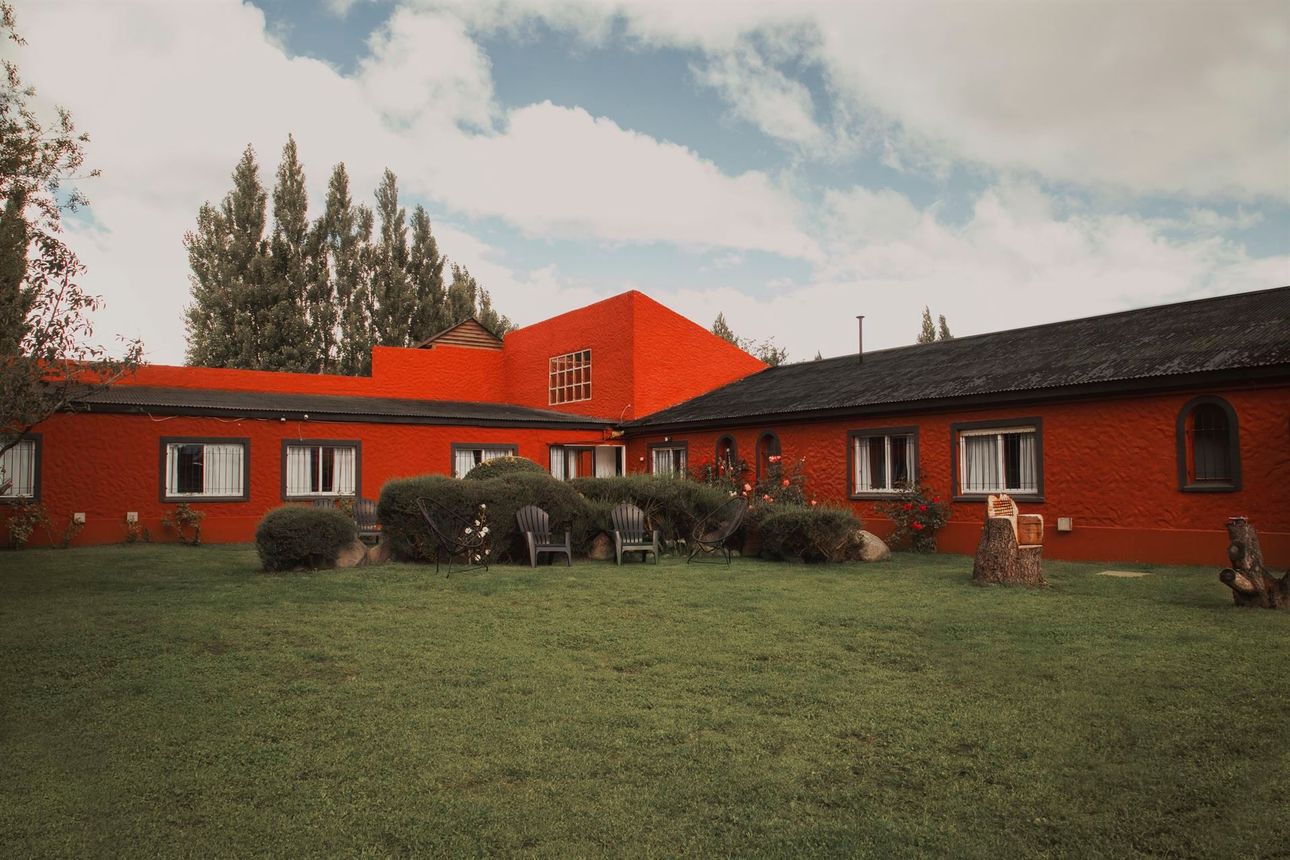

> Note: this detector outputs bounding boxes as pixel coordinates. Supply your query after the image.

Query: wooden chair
[354,498,381,545]
[612,503,660,565]
[415,497,489,576]
[687,496,747,565]
[516,505,572,568]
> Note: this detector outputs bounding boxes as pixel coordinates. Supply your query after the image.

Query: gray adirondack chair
[516,505,572,568]
[612,503,660,565]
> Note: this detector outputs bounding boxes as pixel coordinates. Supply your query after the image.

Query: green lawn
[1,547,1286,858]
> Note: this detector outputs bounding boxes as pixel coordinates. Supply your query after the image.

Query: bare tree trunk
[1219,517,1288,609]
[973,517,1045,586]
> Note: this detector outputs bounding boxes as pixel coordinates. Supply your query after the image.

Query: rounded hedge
[463,456,546,481]
[570,475,730,545]
[754,504,861,563]
[255,506,358,572]
[378,471,591,563]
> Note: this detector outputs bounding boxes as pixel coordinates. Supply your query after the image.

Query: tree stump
[973,516,1045,586]
[1218,517,1288,609]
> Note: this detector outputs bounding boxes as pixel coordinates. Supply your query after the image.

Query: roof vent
[856,315,865,364]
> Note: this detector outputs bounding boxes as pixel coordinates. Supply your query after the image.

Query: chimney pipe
[856,315,865,364]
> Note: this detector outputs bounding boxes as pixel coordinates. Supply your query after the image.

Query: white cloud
[11,0,816,362]
[442,0,1290,200]
[663,182,1290,362]
[691,41,826,152]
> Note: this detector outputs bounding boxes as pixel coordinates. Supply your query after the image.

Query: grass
[1,546,1287,858]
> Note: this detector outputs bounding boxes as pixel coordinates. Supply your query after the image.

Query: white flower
[480,527,490,535]
[484,549,490,555]
[479,503,487,510]
[464,527,473,534]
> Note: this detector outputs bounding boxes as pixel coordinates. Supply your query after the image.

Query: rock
[336,538,369,568]
[856,530,891,562]
[588,532,614,561]
[365,537,391,565]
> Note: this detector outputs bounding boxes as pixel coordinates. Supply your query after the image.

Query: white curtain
[549,447,567,480]
[854,437,871,491]
[286,446,312,495]
[203,444,244,496]
[332,447,356,495]
[1015,433,1036,491]
[0,440,34,497]
[652,448,671,476]
[962,435,998,493]
[481,448,512,462]
[454,449,478,478]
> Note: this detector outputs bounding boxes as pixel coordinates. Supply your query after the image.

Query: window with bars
[650,444,688,477]
[451,444,518,478]
[850,429,916,495]
[1176,396,1240,491]
[0,438,39,499]
[284,443,358,498]
[954,422,1041,497]
[162,439,248,500]
[549,349,592,404]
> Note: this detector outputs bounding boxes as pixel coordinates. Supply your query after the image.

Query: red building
[3,286,1288,565]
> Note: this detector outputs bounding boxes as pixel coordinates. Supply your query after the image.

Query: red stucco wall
[625,384,1290,567]
[9,412,612,547]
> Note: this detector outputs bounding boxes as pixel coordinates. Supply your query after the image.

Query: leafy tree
[917,306,937,343]
[0,3,142,464]
[712,312,738,345]
[317,163,372,375]
[937,314,953,340]
[710,312,787,365]
[446,263,511,336]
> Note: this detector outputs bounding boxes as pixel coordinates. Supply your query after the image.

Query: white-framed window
[956,423,1040,496]
[549,349,592,404]
[162,438,248,500]
[284,443,358,498]
[0,438,39,499]
[452,444,518,478]
[851,430,916,495]
[651,444,687,477]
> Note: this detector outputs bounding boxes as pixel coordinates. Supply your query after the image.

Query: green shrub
[463,456,546,481]
[255,506,358,572]
[571,475,731,545]
[379,472,591,563]
[755,504,862,563]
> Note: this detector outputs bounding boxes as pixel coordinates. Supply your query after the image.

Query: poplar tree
[315,163,370,375]
[265,135,312,370]
[446,263,477,325]
[185,145,271,367]
[917,306,937,343]
[408,205,446,341]
[937,314,953,340]
[367,169,414,348]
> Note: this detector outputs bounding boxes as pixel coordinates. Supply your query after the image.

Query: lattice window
[548,349,592,404]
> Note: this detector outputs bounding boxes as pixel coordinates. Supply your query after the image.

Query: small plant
[125,516,151,544]
[694,454,750,496]
[162,503,206,546]
[5,502,50,549]
[876,484,952,552]
[58,515,84,549]
[462,503,491,565]
[751,455,812,509]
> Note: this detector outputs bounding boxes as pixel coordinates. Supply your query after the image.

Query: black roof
[631,286,1290,430]
[75,386,613,429]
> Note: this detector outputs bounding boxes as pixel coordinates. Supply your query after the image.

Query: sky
[7,0,1289,366]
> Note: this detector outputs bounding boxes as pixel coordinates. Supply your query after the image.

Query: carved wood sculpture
[972,493,1046,586]
[1218,517,1288,609]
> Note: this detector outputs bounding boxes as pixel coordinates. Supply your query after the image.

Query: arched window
[755,432,781,481]
[715,436,738,476]
[1176,396,1240,491]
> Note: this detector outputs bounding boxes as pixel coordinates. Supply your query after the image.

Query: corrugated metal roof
[75,386,613,428]
[631,286,1290,428]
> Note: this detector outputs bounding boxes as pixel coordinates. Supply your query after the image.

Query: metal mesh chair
[415,497,489,576]
[687,496,747,565]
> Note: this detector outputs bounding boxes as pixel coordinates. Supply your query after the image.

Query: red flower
[931,496,939,503]
[912,522,925,530]
[781,479,790,487]
[903,503,912,511]
[919,504,927,512]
